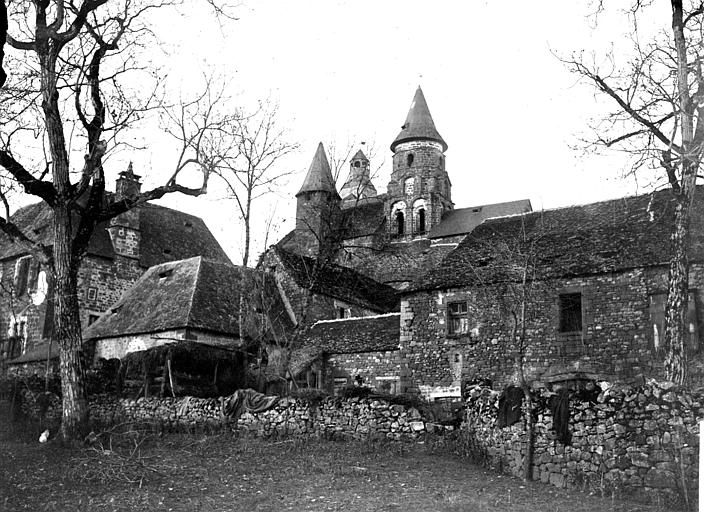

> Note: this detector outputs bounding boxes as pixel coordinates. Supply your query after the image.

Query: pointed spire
[390,86,447,152]
[296,142,339,198]
[351,149,368,162]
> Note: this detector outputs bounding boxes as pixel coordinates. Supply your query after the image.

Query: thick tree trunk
[664,185,694,384]
[54,204,89,441]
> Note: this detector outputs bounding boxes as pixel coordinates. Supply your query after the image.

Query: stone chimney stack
[108,162,142,259]
[115,162,142,200]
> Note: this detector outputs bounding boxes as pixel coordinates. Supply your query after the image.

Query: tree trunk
[522,388,535,481]
[54,204,89,441]
[664,185,694,384]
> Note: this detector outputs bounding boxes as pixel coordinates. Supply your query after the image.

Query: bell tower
[386,87,452,241]
[295,143,341,258]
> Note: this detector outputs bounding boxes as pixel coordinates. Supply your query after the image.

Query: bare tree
[565,0,704,383]
[466,214,544,482]
[0,0,235,440]
[214,99,299,267]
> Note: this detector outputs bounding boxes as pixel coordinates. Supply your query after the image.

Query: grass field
[0,418,682,512]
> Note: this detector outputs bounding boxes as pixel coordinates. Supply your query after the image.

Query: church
[273,86,531,290]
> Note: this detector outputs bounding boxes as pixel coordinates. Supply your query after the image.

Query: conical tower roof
[351,149,368,161]
[390,86,447,152]
[296,142,340,198]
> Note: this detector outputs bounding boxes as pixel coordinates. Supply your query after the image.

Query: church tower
[386,87,451,241]
[295,143,341,258]
[339,149,378,208]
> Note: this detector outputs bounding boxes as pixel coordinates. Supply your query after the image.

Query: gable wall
[0,253,144,362]
[400,264,704,394]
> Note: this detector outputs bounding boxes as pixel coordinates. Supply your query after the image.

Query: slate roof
[341,200,386,239]
[296,143,340,198]
[84,257,290,341]
[391,87,447,152]
[428,199,533,239]
[273,246,399,313]
[410,188,704,292]
[0,200,229,267]
[300,313,401,354]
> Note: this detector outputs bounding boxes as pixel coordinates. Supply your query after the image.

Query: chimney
[115,162,142,200]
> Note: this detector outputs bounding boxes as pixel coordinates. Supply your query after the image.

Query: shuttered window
[649,292,699,352]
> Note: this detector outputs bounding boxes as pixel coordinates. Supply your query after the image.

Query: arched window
[417,208,426,234]
[407,153,414,167]
[396,211,405,235]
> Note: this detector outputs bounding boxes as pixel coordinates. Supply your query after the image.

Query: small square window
[448,301,469,335]
[559,293,582,333]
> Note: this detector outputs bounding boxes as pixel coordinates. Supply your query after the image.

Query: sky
[105,0,672,264]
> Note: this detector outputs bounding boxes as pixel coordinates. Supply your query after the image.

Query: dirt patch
[0,417,680,512]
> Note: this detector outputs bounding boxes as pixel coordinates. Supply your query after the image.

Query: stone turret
[108,162,142,259]
[386,87,452,241]
[339,149,378,208]
[295,143,342,258]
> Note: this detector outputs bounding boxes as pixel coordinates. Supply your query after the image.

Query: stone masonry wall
[17,392,432,441]
[463,381,701,507]
[401,264,704,393]
[324,350,405,394]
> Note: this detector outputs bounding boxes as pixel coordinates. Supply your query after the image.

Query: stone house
[0,165,230,372]
[83,256,291,396]
[298,313,402,394]
[399,188,704,396]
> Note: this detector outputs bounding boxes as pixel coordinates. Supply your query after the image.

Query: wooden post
[143,360,149,398]
[160,355,168,398]
[167,358,176,397]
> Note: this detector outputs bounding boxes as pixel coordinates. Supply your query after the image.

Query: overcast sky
[123,1,671,264]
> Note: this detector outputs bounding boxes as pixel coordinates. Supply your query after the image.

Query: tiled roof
[428,199,533,239]
[410,188,704,292]
[84,257,291,341]
[301,313,400,354]
[391,87,447,152]
[296,143,339,198]
[0,200,229,267]
[273,246,399,313]
[137,203,230,268]
[341,200,386,239]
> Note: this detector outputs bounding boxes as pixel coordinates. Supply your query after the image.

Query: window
[404,178,414,195]
[87,287,98,301]
[395,211,405,235]
[337,307,350,319]
[354,161,361,168]
[559,293,582,333]
[417,208,426,234]
[407,153,414,167]
[448,301,469,335]
[649,291,699,352]
[13,256,31,295]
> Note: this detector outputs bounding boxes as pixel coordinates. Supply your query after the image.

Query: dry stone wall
[463,380,701,506]
[16,392,433,440]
